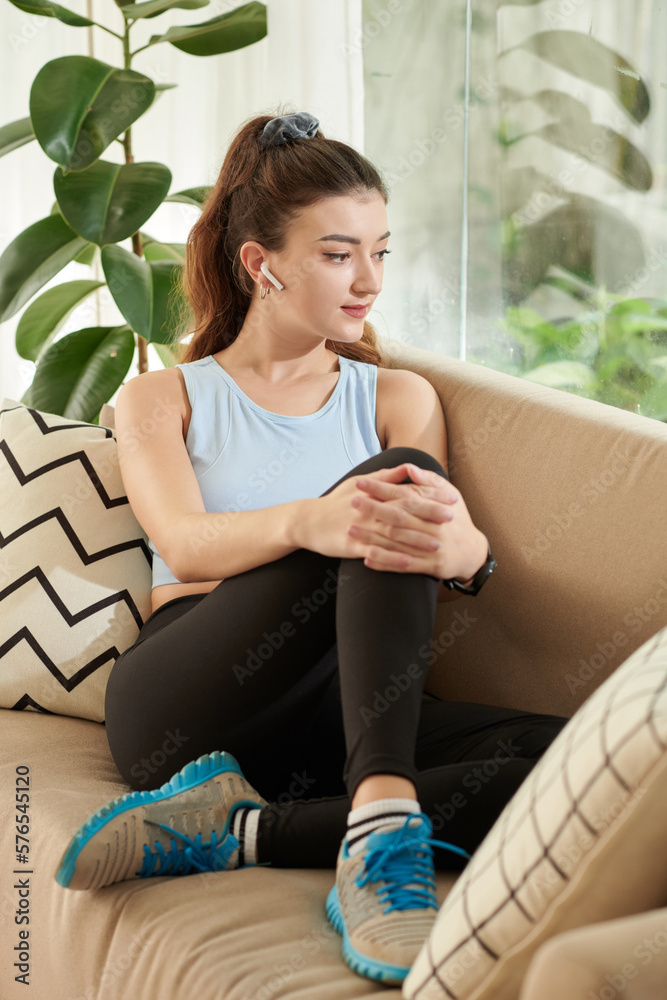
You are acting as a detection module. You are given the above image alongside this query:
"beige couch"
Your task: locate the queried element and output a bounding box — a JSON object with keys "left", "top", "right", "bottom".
{"left": 1, "top": 334, "right": 667, "bottom": 1000}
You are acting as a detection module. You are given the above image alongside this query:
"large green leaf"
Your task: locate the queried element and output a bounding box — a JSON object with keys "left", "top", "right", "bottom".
{"left": 122, "top": 0, "right": 209, "bottom": 19}
{"left": 53, "top": 159, "right": 172, "bottom": 245}
{"left": 164, "top": 185, "right": 212, "bottom": 206}
{"left": 500, "top": 306, "right": 585, "bottom": 368}
{"left": 30, "top": 326, "right": 135, "bottom": 420}
{"left": 540, "top": 272, "right": 599, "bottom": 305}
{"left": 638, "top": 381, "right": 667, "bottom": 421}
{"left": 0, "top": 214, "right": 89, "bottom": 322}
{"left": 645, "top": 357, "right": 667, "bottom": 380}
{"left": 500, "top": 165, "right": 546, "bottom": 218}
{"left": 142, "top": 241, "right": 187, "bottom": 262}
{"left": 100, "top": 244, "right": 190, "bottom": 344}
{"left": 0, "top": 117, "right": 35, "bottom": 158}
{"left": 7, "top": 0, "right": 93, "bottom": 27}
{"left": 30, "top": 57, "right": 155, "bottom": 171}
{"left": 512, "top": 31, "right": 650, "bottom": 124}
{"left": 16, "top": 279, "right": 105, "bottom": 362}
{"left": 153, "top": 342, "right": 180, "bottom": 367}
{"left": 146, "top": 0, "right": 267, "bottom": 56}
{"left": 499, "top": 89, "right": 652, "bottom": 191}
{"left": 49, "top": 200, "right": 97, "bottom": 266}
{"left": 531, "top": 121, "right": 652, "bottom": 191}
{"left": 605, "top": 301, "right": 667, "bottom": 341}
{"left": 500, "top": 87, "right": 591, "bottom": 132}
{"left": 503, "top": 195, "right": 645, "bottom": 305}
{"left": 610, "top": 297, "right": 667, "bottom": 316}
{"left": 622, "top": 340, "right": 667, "bottom": 381}
{"left": 521, "top": 360, "right": 597, "bottom": 390}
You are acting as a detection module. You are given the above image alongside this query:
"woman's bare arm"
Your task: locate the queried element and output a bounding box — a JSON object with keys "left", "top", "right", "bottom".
{"left": 114, "top": 369, "right": 313, "bottom": 583}
{"left": 173, "top": 502, "right": 312, "bottom": 583}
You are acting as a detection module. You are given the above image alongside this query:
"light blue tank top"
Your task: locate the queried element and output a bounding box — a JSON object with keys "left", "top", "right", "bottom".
{"left": 148, "top": 353, "right": 384, "bottom": 588}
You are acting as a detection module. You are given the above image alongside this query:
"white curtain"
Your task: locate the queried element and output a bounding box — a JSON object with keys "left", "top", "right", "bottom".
{"left": 0, "top": 0, "right": 365, "bottom": 403}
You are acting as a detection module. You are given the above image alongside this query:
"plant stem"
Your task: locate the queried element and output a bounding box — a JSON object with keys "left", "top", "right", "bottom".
{"left": 130, "top": 43, "right": 154, "bottom": 57}
{"left": 90, "top": 21, "right": 124, "bottom": 40}
{"left": 122, "top": 19, "right": 148, "bottom": 376}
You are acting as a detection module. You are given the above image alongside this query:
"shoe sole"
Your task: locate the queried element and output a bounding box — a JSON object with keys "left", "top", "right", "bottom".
{"left": 56, "top": 750, "right": 263, "bottom": 889}
{"left": 325, "top": 884, "right": 410, "bottom": 985}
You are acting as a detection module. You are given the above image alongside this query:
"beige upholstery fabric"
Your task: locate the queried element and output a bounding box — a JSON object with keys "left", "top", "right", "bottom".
{"left": 519, "top": 907, "right": 667, "bottom": 1000}
{"left": 0, "top": 710, "right": 459, "bottom": 999}
{"left": 1, "top": 336, "right": 666, "bottom": 999}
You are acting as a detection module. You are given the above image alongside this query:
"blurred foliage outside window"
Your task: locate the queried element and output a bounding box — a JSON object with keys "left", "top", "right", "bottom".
{"left": 363, "top": 0, "right": 667, "bottom": 421}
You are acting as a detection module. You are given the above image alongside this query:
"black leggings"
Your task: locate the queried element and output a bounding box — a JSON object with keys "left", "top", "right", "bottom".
{"left": 104, "top": 446, "right": 569, "bottom": 870}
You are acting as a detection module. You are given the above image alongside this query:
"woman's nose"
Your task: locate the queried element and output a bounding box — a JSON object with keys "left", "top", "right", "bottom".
{"left": 352, "top": 259, "right": 381, "bottom": 295}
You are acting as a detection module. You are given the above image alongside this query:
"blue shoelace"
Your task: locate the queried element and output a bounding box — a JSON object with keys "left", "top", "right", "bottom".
{"left": 137, "top": 822, "right": 240, "bottom": 877}
{"left": 354, "top": 814, "right": 471, "bottom": 914}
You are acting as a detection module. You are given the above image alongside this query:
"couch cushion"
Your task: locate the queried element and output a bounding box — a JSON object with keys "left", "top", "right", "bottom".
{"left": 0, "top": 398, "right": 152, "bottom": 722}
{"left": 403, "top": 624, "right": 667, "bottom": 1000}
{"left": 518, "top": 905, "right": 667, "bottom": 1000}
{"left": 0, "top": 709, "right": 460, "bottom": 999}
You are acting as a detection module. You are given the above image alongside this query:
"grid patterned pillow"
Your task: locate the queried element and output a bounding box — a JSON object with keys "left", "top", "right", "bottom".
{"left": 404, "top": 625, "right": 667, "bottom": 1000}
{"left": 0, "top": 398, "right": 152, "bottom": 723}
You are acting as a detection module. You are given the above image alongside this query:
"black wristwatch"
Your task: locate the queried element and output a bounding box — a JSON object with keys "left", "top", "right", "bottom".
{"left": 442, "top": 539, "right": 497, "bottom": 596}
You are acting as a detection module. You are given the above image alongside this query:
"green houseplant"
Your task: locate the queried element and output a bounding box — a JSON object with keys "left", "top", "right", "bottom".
{"left": 0, "top": 0, "right": 267, "bottom": 422}
{"left": 488, "top": 5, "right": 667, "bottom": 420}
{"left": 490, "top": 285, "right": 667, "bottom": 420}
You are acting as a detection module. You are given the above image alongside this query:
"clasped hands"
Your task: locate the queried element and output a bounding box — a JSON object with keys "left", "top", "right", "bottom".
{"left": 348, "top": 461, "right": 487, "bottom": 581}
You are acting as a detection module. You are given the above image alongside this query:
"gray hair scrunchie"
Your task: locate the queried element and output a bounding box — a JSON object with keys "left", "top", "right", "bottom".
{"left": 260, "top": 112, "right": 320, "bottom": 147}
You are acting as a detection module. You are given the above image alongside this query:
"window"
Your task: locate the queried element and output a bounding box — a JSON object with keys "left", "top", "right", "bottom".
{"left": 363, "top": 0, "right": 667, "bottom": 421}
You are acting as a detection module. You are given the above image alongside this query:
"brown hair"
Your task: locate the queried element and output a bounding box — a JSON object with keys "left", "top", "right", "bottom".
{"left": 173, "top": 106, "right": 390, "bottom": 368}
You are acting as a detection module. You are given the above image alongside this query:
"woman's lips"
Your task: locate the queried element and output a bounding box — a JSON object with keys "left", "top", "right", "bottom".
{"left": 341, "top": 305, "right": 369, "bottom": 318}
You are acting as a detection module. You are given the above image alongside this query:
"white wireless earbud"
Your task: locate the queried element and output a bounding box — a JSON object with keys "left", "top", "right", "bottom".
{"left": 260, "top": 260, "right": 284, "bottom": 291}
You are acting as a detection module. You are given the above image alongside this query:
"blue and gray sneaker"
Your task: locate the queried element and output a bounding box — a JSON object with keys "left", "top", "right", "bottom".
{"left": 56, "top": 750, "right": 267, "bottom": 890}
{"left": 325, "top": 812, "right": 470, "bottom": 985}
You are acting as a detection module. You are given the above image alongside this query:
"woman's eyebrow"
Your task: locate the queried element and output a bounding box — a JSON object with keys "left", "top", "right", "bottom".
{"left": 314, "top": 231, "right": 391, "bottom": 245}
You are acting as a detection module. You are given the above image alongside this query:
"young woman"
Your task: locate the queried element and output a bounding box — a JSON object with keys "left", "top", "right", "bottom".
{"left": 55, "top": 110, "right": 568, "bottom": 986}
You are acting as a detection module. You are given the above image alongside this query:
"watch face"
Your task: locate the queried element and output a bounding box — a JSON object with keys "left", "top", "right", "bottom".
{"left": 479, "top": 556, "right": 497, "bottom": 585}
{"left": 469, "top": 554, "right": 496, "bottom": 594}
{"left": 446, "top": 550, "right": 496, "bottom": 594}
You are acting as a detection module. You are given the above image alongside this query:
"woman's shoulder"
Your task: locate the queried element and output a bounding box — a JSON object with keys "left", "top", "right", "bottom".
{"left": 376, "top": 365, "right": 440, "bottom": 417}
{"left": 376, "top": 366, "right": 434, "bottom": 396}
{"left": 120, "top": 363, "right": 185, "bottom": 396}
{"left": 116, "top": 364, "right": 190, "bottom": 426}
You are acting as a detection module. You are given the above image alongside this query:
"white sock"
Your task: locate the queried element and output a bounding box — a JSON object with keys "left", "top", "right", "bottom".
{"left": 345, "top": 797, "right": 421, "bottom": 856}
{"left": 230, "top": 806, "right": 261, "bottom": 867}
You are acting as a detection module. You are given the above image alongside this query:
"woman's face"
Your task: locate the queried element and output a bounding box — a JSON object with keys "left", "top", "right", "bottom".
{"left": 267, "top": 191, "right": 390, "bottom": 346}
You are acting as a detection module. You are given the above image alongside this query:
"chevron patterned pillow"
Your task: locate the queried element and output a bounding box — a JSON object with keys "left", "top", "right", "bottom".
{"left": 0, "top": 398, "right": 152, "bottom": 722}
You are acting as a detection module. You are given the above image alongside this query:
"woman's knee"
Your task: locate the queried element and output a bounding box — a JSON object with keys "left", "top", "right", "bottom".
{"left": 320, "top": 446, "right": 448, "bottom": 497}
{"left": 367, "top": 446, "right": 449, "bottom": 480}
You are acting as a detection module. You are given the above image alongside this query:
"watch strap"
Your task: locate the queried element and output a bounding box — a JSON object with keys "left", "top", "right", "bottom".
{"left": 443, "top": 540, "right": 497, "bottom": 595}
